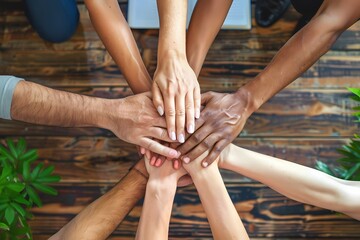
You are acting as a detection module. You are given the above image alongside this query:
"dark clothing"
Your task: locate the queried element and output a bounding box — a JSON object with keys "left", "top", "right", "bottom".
{"left": 291, "top": 0, "right": 324, "bottom": 21}
{"left": 23, "top": 0, "right": 79, "bottom": 43}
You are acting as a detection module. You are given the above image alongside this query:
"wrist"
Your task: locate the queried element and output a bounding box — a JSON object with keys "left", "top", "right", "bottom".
{"left": 218, "top": 144, "right": 234, "bottom": 170}
{"left": 147, "top": 176, "right": 177, "bottom": 195}
{"left": 235, "top": 85, "right": 259, "bottom": 118}
{"left": 94, "top": 98, "right": 120, "bottom": 130}
{"left": 187, "top": 164, "right": 218, "bottom": 183}
{"left": 158, "top": 49, "right": 187, "bottom": 63}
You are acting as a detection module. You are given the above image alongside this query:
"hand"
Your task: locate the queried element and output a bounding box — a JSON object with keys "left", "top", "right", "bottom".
{"left": 152, "top": 56, "right": 201, "bottom": 143}
{"left": 177, "top": 89, "right": 253, "bottom": 167}
{"left": 106, "top": 92, "right": 179, "bottom": 159}
{"left": 144, "top": 156, "right": 187, "bottom": 181}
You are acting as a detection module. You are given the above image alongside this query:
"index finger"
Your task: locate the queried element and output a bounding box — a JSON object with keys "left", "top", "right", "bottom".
{"left": 140, "top": 138, "right": 179, "bottom": 159}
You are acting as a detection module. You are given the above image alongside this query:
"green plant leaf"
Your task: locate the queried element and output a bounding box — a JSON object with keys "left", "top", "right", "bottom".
{"left": 36, "top": 175, "right": 61, "bottom": 183}
{"left": 6, "top": 139, "right": 18, "bottom": 160}
{"left": 0, "top": 222, "right": 9, "bottom": 231}
{"left": 0, "top": 146, "right": 15, "bottom": 164}
{"left": 19, "top": 149, "right": 38, "bottom": 163}
{"left": 5, "top": 183, "right": 25, "bottom": 193}
{"left": 0, "top": 165, "right": 12, "bottom": 181}
{"left": 16, "top": 138, "right": 26, "bottom": 156}
{"left": 315, "top": 161, "right": 335, "bottom": 176}
{"left": 38, "top": 166, "right": 55, "bottom": 178}
{"left": 13, "top": 195, "right": 30, "bottom": 206}
{"left": 32, "top": 183, "right": 57, "bottom": 196}
{"left": 22, "top": 161, "right": 30, "bottom": 181}
{"left": 350, "top": 95, "right": 360, "bottom": 102}
{"left": 25, "top": 186, "right": 42, "bottom": 207}
{"left": 348, "top": 87, "right": 360, "bottom": 98}
{"left": 9, "top": 203, "right": 26, "bottom": 217}
{"left": 344, "top": 163, "right": 360, "bottom": 180}
{"left": 30, "top": 163, "right": 43, "bottom": 181}
{"left": 5, "top": 206, "right": 15, "bottom": 225}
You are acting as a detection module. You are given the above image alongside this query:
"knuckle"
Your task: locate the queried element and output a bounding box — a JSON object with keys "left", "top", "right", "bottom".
{"left": 160, "top": 129, "right": 168, "bottom": 139}
{"left": 214, "top": 145, "right": 223, "bottom": 153}
{"left": 176, "top": 109, "right": 186, "bottom": 116}
{"left": 146, "top": 141, "right": 155, "bottom": 151}
{"left": 185, "top": 103, "right": 193, "bottom": 111}
{"left": 166, "top": 108, "right": 176, "bottom": 117}
{"left": 202, "top": 139, "right": 212, "bottom": 148}
{"left": 192, "top": 133, "right": 202, "bottom": 143}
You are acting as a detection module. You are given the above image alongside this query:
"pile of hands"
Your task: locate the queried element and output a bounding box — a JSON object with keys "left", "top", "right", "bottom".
{"left": 106, "top": 55, "right": 253, "bottom": 173}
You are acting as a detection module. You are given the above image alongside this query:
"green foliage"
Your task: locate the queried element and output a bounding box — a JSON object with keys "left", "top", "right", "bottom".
{"left": 0, "top": 138, "right": 61, "bottom": 239}
{"left": 316, "top": 88, "right": 360, "bottom": 181}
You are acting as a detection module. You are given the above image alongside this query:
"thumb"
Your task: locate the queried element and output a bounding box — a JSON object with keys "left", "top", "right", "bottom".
{"left": 201, "top": 91, "right": 214, "bottom": 105}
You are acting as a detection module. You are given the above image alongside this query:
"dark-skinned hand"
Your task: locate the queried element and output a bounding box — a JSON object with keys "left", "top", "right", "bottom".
{"left": 177, "top": 90, "right": 253, "bottom": 167}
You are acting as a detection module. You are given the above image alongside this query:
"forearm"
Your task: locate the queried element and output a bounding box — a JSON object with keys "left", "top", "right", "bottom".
{"left": 186, "top": 0, "right": 232, "bottom": 76}
{"left": 157, "top": 0, "right": 187, "bottom": 59}
{"left": 222, "top": 144, "right": 360, "bottom": 217}
{"left": 11, "top": 81, "right": 112, "bottom": 128}
{"left": 190, "top": 165, "right": 248, "bottom": 240}
{"left": 85, "top": 0, "right": 151, "bottom": 94}
{"left": 136, "top": 177, "right": 177, "bottom": 240}
{"left": 51, "top": 168, "right": 147, "bottom": 240}
{"left": 241, "top": 1, "right": 360, "bottom": 111}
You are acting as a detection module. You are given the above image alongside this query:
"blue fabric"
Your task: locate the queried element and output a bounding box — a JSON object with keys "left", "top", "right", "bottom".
{"left": 24, "top": 0, "right": 79, "bottom": 43}
{"left": 0, "top": 76, "right": 24, "bottom": 120}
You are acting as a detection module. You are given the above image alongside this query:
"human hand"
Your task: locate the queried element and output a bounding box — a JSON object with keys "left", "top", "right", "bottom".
{"left": 177, "top": 89, "right": 254, "bottom": 167}
{"left": 106, "top": 92, "right": 179, "bottom": 159}
{"left": 144, "top": 155, "right": 187, "bottom": 181}
{"left": 152, "top": 56, "right": 201, "bottom": 143}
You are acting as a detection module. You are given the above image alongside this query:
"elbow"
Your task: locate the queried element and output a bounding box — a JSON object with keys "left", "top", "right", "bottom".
{"left": 312, "top": 11, "right": 351, "bottom": 45}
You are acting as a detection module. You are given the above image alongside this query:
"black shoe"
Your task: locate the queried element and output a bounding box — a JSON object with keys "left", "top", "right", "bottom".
{"left": 255, "top": 0, "right": 291, "bottom": 27}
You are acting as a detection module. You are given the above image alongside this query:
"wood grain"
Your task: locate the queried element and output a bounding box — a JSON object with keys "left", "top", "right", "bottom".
{"left": 1, "top": 0, "right": 360, "bottom": 239}
{"left": 28, "top": 182, "right": 360, "bottom": 238}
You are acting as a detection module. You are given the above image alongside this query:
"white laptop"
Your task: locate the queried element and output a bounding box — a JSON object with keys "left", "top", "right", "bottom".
{"left": 128, "top": 0, "right": 251, "bottom": 30}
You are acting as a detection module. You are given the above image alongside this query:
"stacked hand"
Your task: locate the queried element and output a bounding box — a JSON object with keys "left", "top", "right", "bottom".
{"left": 142, "top": 88, "right": 253, "bottom": 169}
{"left": 106, "top": 92, "right": 180, "bottom": 159}
{"left": 152, "top": 56, "right": 201, "bottom": 143}
{"left": 177, "top": 90, "right": 252, "bottom": 167}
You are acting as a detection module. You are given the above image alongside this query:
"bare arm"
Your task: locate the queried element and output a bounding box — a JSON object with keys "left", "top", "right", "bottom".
{"left": 50, "top": 161, "right": 148, "bottom": 240}
{"left": 179, "top": 0, "right": 360, "bottom": 167}
{"left": 243, "top": 0, "right": 360, "bottom": 109}
{"left": 11, "top": 80, "right": 179, "bottom": 158}
{"left": 186, "top": 0, "right": 233, "bottom": 76}
{"left": 184, "top": 153, "right": 249, "bottom": 239}
{"left": 152, "top": 0, "right": 201, "bottom": 142}
{"left": 84, "top": 0, "right": 152, "bottom": 94}
{"left": 136, "top": 157, "right": 186, "bottom": 239}
{"left": 219, "top": 144, "right": 360, "bottom": 220}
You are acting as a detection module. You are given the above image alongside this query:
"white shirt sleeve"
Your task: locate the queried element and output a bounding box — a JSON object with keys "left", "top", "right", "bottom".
{"left": 0, "top": 75, "right": 24, "bottom": 120}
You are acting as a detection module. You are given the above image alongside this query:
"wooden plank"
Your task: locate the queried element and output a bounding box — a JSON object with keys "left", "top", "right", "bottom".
{"left": 0, "top": 89, "right": 357, "bottom": 137}
{"left": 2, "top": 49, "right": 359, "bottom": 90}
{"left": 0, "top": 136, "right": 347, "bottom": 182}
{"left": 28, "top": 182, "right": 360, "bottom": 239}
{"left": 2, "top": 4, "right": 359, "bottom": 52}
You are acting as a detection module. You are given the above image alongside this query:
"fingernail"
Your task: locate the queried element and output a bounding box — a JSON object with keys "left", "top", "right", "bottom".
{"left": 188, "top": 124, "right": 194, "bottom": 134}
{"left": 150, "top": 157, "right": 156, "bottom": 165}
{"left": 169, "top": 149, "right": 178, "bottom": 157}
{"left": 178, "top": 134, "right": 185, "bottom": 143}
{"left": 202, "top": 162, "right": 208, "bottom": 168}
{"left": 174, "top": 160, "right": 179, "bottom": 169}
{"left": 195, "top": 109, "right": 200, "bottom": 119}
{"left": 157, "top": 106, "right": 164, "bottom": 116}
{"left": 183, "top": 157, "right": 190, "bottom": 164}
{"left": 155, "top": 159, "right": 162, "bottom": 167}
{"left": 170, "top": 131, "right": 176, "bottom": 141}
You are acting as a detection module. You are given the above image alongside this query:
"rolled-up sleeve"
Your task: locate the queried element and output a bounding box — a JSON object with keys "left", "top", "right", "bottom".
{"left": 0, "top": 76, "right": 24, "bottom": 120}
